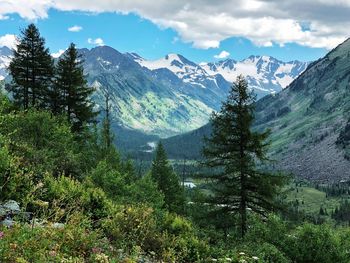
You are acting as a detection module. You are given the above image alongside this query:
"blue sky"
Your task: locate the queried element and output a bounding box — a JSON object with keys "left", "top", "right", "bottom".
{"left": 0, "top": 6, "right": 338, "bottom": 63}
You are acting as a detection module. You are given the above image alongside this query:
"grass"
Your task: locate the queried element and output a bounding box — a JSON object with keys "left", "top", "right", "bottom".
{"left": 286, "top": 185, "right": 341, "bottom": 216}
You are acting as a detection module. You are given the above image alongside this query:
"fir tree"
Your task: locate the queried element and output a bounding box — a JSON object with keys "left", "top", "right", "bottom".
{"left": 203, "top": 75, "right": 286, "bottom": 237}
{"left": 54, "top": 43, "right": 96, "bottom": 133}
{"left": 8, "top": 24, "right": 54, "bottom": 109}
{"left": 150, "top": 142, "right": 185, "bottom": 213}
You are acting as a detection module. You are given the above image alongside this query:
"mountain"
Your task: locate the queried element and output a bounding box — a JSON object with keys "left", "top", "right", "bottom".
{"left": 0, "top": 46, "right": 12, "bottom": 81}
{"left": 134, "top": 53, "right": 308, "bottom": 98}
{"left": 201, "top": 56, "right": 308, "bottom": 96}
{"left": 163, "top": 39, "right": 350, "bottom": 181}
{"left": 82, "top": 46, "right": 229, "bottom": 138}
{"left": 0, "top": 45, "right": 307, "bottom": 152}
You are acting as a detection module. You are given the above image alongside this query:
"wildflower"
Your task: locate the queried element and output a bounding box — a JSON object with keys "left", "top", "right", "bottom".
{"left": 239, "top": 252, "right": 245, "bottom": 256}
{"left": 92, "top": 247, "right": 102, "bottom": 254}
{"left": 252, "top": 256, "right": 259, "bottom": 260}
{"left": 0, "top": 231, "right": 4, "bottom": 239}
{"left": 49, "top": 250, "right": 57, "bottom": 257}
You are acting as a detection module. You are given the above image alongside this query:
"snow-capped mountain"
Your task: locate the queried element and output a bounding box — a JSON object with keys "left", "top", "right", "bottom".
{"left": 0, "top": 45, "right": 308, "bottom": 139}
{"left": 133, "top": 53, "right": 308, "bottom": 97}
{"left": 83, "top": 46, "right": 229, "bottom": 138}
{"left": 201, "top": 56, "right": 308, "bottom": 94}
{"left": 129, "top": 53, "right": 217, "bottom": 89}
{"left": 0, "top": 46, "right": 12, "bottom": 81}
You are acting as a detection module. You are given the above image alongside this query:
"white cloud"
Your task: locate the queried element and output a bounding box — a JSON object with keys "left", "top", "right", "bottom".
{"left": 68, "top": 25, "right": 82, "bottom": 32}
{"left": 214, "top": 50, "right": 230, "bottom": 59}
{"left": 88, "top": 37, "right": 104, "bottom": 46}
{"left": 51, "top": 49, "right": 65, "bottom": 58}
{"left": 0, "top": 34, "right": 17, "bottom": 49}
{"left": 1, "top": 0, "right": 350, "bottom": 49}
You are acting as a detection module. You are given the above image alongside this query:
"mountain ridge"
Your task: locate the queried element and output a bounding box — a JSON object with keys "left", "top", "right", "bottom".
{"left": 163, "top": 38, "right": 350, "bottom": 181}
{"left": 0, "top": 45, "right": 308, "bottom": 140}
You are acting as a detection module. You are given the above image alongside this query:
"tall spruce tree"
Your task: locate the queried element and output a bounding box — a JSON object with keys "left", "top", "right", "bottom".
{"left": 54, "top": 43, "right": 96, "bottom": 133}
{"left": 8, "top": 24, "right": 54, "bottom": 109}
{"left": 150, "top": 142, "right": 185, "bottom": 213}
{"left": 203, "top": 75, "right": 285, "bottom": 237}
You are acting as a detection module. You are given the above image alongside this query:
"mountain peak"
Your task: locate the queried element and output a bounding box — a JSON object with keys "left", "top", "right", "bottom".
{"left": 0, "top": 46, "right": 12, "bottom": 57}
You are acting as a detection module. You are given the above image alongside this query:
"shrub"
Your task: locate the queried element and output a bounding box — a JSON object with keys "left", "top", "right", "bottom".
{"left": 0, "top": 213, "right": 115, "bottom": 262}
{"left": 284, "top": 224, "right": 346, "bottom": 263}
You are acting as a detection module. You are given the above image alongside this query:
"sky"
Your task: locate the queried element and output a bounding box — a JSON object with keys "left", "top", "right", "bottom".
{"left": 1, "top": 1, "right": 349, "bottom": 63}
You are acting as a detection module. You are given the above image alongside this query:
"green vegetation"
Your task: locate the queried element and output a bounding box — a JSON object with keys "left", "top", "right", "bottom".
{"left": 2, "top": 24, "right": 350, "bottom": 263}
{"left": 202, "top": 75, "right": 286, "bottom": 237}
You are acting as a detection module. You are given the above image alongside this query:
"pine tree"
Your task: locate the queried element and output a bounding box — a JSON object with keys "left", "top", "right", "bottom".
{"left": 150, "top": 142, "right": 185, "bottom": 213}
{"left": 8, "top": 24, "right": 54, "bottom": 109}
{"left": 54, "top": 43, "right": 96, "bottom": 133}
{"left": 203, "top": 75, "right": 286, "bottom": 237}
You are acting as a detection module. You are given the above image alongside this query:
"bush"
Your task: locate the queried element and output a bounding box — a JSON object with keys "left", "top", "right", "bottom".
{"left": 0, "top": 213, "right": 116, "bottom": 262}
{"left": 0, "top": 110, "right": 80, "bottom": 179}
{"left": 284, "top": 224, "right": 346, "bottom": 263}
{"left": 37, "top": 174, "right": 111, "bottom": 222}
{"left": 256, "top": 243, "right": 291, "bottom": 263}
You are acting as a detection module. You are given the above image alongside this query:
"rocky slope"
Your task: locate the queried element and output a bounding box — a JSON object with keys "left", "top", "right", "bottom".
{"left": 163, "top": 39, "right": 350, "bottom": 181}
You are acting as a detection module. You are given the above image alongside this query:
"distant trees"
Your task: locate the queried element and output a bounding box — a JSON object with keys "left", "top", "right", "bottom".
{"left": 8, "top": 24, "right": 54, "bottom": 109}
{"left": 203, "top": 75, "right": 286, "bottom": 237}
{"left": 151, "top": 142, "right": 185, "bottom": 213}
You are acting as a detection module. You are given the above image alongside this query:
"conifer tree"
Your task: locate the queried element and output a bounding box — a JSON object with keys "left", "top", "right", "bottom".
{"left": 151, "top": 142, "right": 185, "bottom": 213}
{"left": 203, "top": 75, "right": 285, "bottom": 237}
{"left": 98, "top": 93, "right": 121, "bottom": 169}
{"left": 54, "top": 43, "right": 96, "bottom": 133}
{"left": 8, "top": 24, "right": 54, "bottom": 109}
{"left": 101, "top": 93, "right": 113, "bottom": 151}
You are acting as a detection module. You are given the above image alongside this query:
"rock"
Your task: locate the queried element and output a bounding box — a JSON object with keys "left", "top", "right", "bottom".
{"left": 52, "top": 223, "right": 65, "bottom": 229}
{"left": 1, "top": 218, "right": 15, "bottom": 227}
{"left": 2, "top": 200, "right": 20, "bottom": 214}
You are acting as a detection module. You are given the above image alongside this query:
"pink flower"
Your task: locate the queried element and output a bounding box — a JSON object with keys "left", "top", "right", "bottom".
{"left": 49, "top": 250, "right": 57, "bottom": 257}
{"left": 0, "top": 232, "right": 4, "bottom": 239}
{"left": 92, "top": 247, "right": 102, "bottom": 254}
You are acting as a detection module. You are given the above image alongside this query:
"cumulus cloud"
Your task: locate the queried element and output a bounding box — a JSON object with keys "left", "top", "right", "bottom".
{"left": 68, "top": 25, "right": 82, "bottom": 32}
{"left": 0, "top": 0, "right": 349, "bottom": 49}
{"left": 214, "top": 50, "right": 230, "bottom": 59}
{"left": 51, "top": 49, "right": 66, "bottom": 58}
{"left": 0, "top": 34, "right": 17, "bottom": 49}
{"left": 88, "top": 37, "right": 104, "bottom": 46}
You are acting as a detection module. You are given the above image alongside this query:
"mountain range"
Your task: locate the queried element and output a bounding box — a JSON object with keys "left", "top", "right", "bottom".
{"left": 163, "top": 39, "right": 350, "bottom": 181}
{"left": 0, "top": 46, "right": 308, "bottom": 139}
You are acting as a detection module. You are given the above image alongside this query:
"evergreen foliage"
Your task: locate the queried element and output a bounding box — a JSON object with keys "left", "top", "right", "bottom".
{"left": 150, "top": 142, "right": 185, "bottom": 213}
{"left": 203, "top": 75, "right": 286, "bottom": 237}
{"left": 7, "top": 24, "right": 54, "bottom": 109}
{"left": 54, "top": 43, "right": 96, "bottom": 133}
